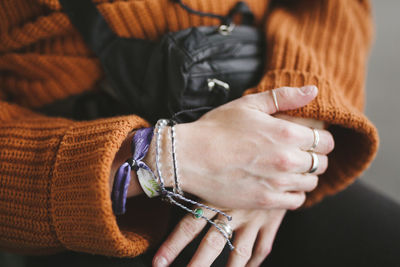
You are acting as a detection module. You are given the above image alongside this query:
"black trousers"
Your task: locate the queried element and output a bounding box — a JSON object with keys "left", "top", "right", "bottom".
{"left": 2, "top": 180, "right": 400, "bottom": 267}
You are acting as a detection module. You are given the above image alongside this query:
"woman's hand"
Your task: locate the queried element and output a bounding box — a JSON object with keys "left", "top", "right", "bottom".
{"left": 159, "top": 86, "right": 334, "bottom": 210}
{"left": 153, "top": 112, "right": 332, "bottom": 267}
{"left": 153, "top": 208, "right": 286, "bottom": 267}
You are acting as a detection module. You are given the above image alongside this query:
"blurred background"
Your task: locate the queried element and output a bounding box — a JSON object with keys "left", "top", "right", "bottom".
{"left": 362, "top": 0, "right": 400, "bottom": 203}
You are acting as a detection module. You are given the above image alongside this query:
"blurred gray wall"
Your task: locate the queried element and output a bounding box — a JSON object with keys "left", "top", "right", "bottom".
{"left": 362, "top": 0, "right": 400, "bottom": 203}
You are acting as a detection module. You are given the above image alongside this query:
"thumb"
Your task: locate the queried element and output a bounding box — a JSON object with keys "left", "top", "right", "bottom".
{"left": 241, "top": 85, "right": 318, "bottom": 114}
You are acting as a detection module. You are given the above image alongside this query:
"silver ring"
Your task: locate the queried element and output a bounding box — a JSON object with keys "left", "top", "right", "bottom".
{"left": 309, "top": 128, "right": 320, "bottom": 152}
{"left": 271, "top": 89, "right": 280, "bottom": 112}
{"left": 213, "top": 219, "right": 233, "bottom": 239}
{"left": 307, "top": 151, "right": 319, "bottom": 174}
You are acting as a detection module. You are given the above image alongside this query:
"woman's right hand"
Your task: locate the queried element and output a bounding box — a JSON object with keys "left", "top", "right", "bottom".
{"left": 144, "top": 85, "right": 335, "bottom": 210}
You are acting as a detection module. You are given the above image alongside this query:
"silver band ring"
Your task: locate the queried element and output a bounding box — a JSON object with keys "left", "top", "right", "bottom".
{"left": 307, "top": 151, "right": 319, "bottom": 174}
{"left": 271, "top": 89, "right": 280, "bottom": 112}
{"left": 309, "top": 128, "right": 320, "bottom": 152}
{"left": 213, "top": 219, "right": 233, "bottom": 239}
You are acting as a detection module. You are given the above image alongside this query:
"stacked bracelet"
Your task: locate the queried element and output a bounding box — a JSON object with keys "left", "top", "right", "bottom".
{"left": 154, "top": 119, "right": 235, "bottom": 250}
{"left": 170, "top": 123, "right": 184, "bottom": 195}
{"left": 111, "top": 119, "right": 235, "bottom": 249}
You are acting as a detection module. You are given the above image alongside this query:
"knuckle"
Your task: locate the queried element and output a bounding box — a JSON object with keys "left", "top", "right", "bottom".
{"left": 240, "top": 94, "right": 253, "bottom": 103}
{"left": 256, "top": 191, "right": 273, "bottom": 208}
{"left": 276, "top": 123, "right": 296, "bottom": 142}
{"left": 311, "top": 176, "right": 319, "bottom": 190}
{"left": 273, "top": 151, "right": 294, "bottom": 172}
{"left": 278, "top": 86, "right": 291, "bottom": 98}
{"left": 255, "top": 243, "right": 272, "bottom": 258}
{"left": 161, "top": 243, "right": 180, "bottom": 262}
{"left": 288, "top": 203, "right": 299, "bottom": 211}
{"left": 179, "top": 219, "right": 201, "bottom": 237}
{"left": 319, "top": 156, "right": 329, "bottom": 174}
{"left": 289, "top": 193, "right": 306, "bottom": 210}
{"left": 204, "top": 231, "right": 226, "bottom": 250}
{"left": 238, "top": 94, "right": 257, "bottom": 109}
{"left": 299, "top": 193, "right": 307, "bottom": 205}
{"left": 235, "top": 97, "right": 247, "bottom": 108}
{"left": 326, "top": 133, "right": 335, "bottom": 153}
{"left": 234, "top": 245, "right": 253, "bottom": 260}
{"left": 306, "top": 176, "right": 319, "bottom": 192}
{"left": 272, "top": 177, "right": 289, "bottom": 190}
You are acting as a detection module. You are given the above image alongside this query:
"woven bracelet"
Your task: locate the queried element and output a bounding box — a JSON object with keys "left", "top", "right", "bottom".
{"left": 111, "top": 127, "right": 159, "bottom": 215}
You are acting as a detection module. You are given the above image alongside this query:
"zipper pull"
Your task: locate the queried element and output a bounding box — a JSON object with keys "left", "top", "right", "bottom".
{"left": 207, "top": 78, "right": 230, "bottom": 92}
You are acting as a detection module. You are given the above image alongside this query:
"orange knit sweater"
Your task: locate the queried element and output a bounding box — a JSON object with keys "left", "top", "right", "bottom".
{"left": 0, "top": 0, "right": 378, "bottom": 258}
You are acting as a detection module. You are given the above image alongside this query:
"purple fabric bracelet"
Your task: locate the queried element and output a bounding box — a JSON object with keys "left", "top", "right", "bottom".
{"left": 111, "top": 127, "right": 154, "bottom": 215}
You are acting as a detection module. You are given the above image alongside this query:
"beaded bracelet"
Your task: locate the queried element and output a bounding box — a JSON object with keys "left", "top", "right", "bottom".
{"left": 154, "top": 119, "right": 235, "bottom": 250}
{"left": 170, "top": 122, "right": 184, "bottom": 195}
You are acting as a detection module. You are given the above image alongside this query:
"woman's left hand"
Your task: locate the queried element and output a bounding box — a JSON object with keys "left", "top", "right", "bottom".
{"left": 153, "top": 208, "right": 286, "bottom": 267}
{"left": 153, "top": 115, "right": 329, "bottom": 267}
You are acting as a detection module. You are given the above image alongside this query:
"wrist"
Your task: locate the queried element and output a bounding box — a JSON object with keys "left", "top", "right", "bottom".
{"left": 172, "top": 122, "right": 197, "bottom": 195}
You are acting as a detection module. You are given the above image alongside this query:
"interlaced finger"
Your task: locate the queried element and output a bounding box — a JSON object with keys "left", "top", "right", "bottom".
{"left": 153, "top": 208, "right": 217, "bottom": 267}
{"left": 226, "top": 225, "right": 259, "bottom": 267}
{"left": 269, "top": 173, "right": 319, "bottom": 193}
{"left": 253, "top": 190, "right": 306, "bottom": 210}
{"left": 188, "top": 216, "right": 239, "bottom": 267}
{"left": 247, "top": 210, "right": 286, "bottom": 267}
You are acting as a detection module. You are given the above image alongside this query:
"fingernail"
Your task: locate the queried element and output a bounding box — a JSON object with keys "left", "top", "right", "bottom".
{"left": 154, "top": 256, "right": 168, "bottom": 267}
{"left": 299, "top": 85, "right": 317, "bottom": 95}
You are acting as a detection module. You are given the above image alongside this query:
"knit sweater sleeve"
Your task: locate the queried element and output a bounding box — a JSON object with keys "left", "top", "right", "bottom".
{"left": 0, "top": 100, "right": 170, "bottom": 257}
{"left": 244, "top": 0, "right": 379, "bottom": 206}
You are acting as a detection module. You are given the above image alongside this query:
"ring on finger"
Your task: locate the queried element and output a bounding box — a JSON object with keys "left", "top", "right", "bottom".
{"left": 306, "top": 151, "right": 319, "bottom": 174}
{"left": 308, "top": 127, "right": 320, "bottom": 152}
{"left": 271, "top": 89, "right": 280, "bottom": 112}
{"left": 213, "top": 219, "right": 233, "bottom": 239}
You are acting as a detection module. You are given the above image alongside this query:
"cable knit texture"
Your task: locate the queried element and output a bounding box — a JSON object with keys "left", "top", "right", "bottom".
{"left": 0, "top": 0, "right": 378, "bottom": 258}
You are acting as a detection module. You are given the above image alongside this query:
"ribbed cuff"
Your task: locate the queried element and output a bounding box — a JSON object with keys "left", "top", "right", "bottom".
{"left": 244, "top": 70, "right": 379, "bottom": 206}
{"left": 50, "top": 115, "right": 170, "bottom": 257}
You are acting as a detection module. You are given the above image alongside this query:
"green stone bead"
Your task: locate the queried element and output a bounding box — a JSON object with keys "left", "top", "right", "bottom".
{"left": 194, "top": 208, "right": 203, "bottom": 219}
